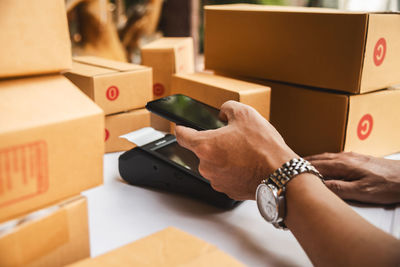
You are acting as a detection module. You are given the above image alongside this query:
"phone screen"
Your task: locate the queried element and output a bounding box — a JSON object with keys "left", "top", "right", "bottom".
{"left": 155, "top": 142, "right": 200, "bottom": 175}
{"left": 147, "top": 94, "right": 226, "bottom": 130}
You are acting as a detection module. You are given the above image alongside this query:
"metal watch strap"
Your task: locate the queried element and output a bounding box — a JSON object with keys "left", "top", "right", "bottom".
{"left": 262, "top": 158, "right": 324, "bottom": 229}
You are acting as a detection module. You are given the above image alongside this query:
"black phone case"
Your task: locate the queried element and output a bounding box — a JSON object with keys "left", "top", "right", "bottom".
{"left": 145, "top": 94, "right": 222, "bottom": 131}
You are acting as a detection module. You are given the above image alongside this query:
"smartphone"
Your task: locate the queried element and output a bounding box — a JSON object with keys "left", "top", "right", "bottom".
{"left": 145, "top": 94, "right": 227, "bottom": 130}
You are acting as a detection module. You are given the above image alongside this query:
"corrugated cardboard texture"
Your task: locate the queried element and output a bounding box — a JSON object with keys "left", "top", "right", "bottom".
{"left": 268, "top": 80, "right": 400, "bottom": 156}
{"left": 69, "top": 227, "right": 244, "bottom": 267}
{"left": 0, "top": 195, "right": 90, "bottom": 267}
{"left": 105, "top": 109, "right": 151, "bottom": 153}
{"left": 0, "top": 0, "right": 71, "bottom": 78}
{"left": 142, "top": 38, "right": 195, "bottom": 132}
{"left": 171, "top": 73, "right": 270, "bottom": 120}
{"left": 205, "top": 4, "right": 400, "bottom": 94}
{"left": 0, "top": 75, "right": 104, "bottom": 222}
{"left": 64, "top": 56, "right": 152, "bottom": 115}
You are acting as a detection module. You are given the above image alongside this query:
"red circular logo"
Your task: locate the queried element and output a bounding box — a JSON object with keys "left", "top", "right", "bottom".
{"left": 106, "top": 86, "right": 119, "bottom": 101}
{"left": 153, "top": 83, "right": 165, "bottom": 97}
{"left": 373, "top": 38, "right": 386, "bottom": 66}
{"left": 105, "top": 129, "right": 110, "bottom": 141}
{"left": 357, "top": 114, "right": 373, "bottom": 141}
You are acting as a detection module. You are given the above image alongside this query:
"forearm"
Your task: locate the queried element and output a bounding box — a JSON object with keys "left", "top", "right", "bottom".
{"left": 285, "top": 173, "right": 400, "bottom": 267}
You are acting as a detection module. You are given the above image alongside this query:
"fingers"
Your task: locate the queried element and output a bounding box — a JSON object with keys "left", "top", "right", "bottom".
{"left": 175, "top": 125, "right": 202, "bottom": 152}
{"left": 305, "top": 152, "right": 339, "bottom": 161}
{"left": 219, "top": 100, "right": 242, "bottom": 122}
{"left": 310, "top": 159, "right": 355, "bottom": 180}
{"left": 325, "top": 180, "right": 363, "bottom": 202}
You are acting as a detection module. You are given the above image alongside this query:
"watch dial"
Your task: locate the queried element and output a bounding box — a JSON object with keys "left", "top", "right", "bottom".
{"left": 256, "top": 184, "right": 278, "bottom": 222}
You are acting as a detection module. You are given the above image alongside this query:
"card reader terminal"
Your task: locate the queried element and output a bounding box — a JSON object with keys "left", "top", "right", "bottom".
{"left": 119, "top": 134, "right": 240, "bottom": 209}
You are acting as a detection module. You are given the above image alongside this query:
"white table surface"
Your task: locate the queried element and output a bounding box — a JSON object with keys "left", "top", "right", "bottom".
{"left": 82, "top": 152, "right": 400, "bottom": 267}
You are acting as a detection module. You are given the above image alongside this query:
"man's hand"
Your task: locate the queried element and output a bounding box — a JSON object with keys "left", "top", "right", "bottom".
{"left": 175, "top": 101, "right": 297, "bottom": 200}
{"left": 306, "top": 152, "right": 400, "bottom": 204}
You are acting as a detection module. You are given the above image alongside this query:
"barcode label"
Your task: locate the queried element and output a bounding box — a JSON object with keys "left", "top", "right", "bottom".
{"left": 0, "top": 141, "right": 48, "bottom": 207}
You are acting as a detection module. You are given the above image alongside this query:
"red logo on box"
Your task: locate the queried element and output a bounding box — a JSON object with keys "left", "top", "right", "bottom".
{"left": 105, "top": 129, "right": 110, "bottom": 142}
{"left": 0, "top": 141, "right": 48, "bottom": 207}
{"left": 106, "top": 86, "right": 119, "bottom": 101}
{"left": 153, "top": 83, "right": 165, "bottom": 97}
{"left": 373, "top": 38, "right": 386, "bottom": 66}
{"left": 357, "top": 114, "right": 373, "bottom": 140}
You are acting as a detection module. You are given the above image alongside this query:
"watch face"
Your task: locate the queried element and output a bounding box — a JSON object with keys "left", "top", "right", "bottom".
{"left": 256, "top": 184, "right": 279, "bottom": 223}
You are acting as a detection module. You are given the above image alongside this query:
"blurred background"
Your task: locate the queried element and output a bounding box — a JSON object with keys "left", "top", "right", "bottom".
{"left": 66, "top": 0, "right": 400, "bottom": 68}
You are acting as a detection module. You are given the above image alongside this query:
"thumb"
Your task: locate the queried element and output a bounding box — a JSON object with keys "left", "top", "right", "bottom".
{"left": 325, "top": 180, "right": 361, "bottom": 201}
{"left": 175, "top": 125, "right": 201, "bottom": 151}
{"left": 219, "top": 100, "right": 240, "bottom": 123}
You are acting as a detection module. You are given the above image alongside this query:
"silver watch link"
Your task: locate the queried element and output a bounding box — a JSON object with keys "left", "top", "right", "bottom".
{"left": 256, "top": 158, "right": 324, "bottom": 229}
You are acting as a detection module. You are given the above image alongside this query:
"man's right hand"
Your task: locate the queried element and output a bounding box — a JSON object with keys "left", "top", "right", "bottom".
{"left": 306, "top": 152, "right": 400, "bottom": 204}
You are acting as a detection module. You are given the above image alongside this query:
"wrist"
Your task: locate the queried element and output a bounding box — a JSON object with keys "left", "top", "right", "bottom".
{"left": 263, "top": 145, "right": 298, "bottom": 175}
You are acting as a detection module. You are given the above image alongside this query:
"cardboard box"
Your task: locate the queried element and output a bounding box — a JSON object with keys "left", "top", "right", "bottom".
{"left": 267, "top": 80, "right": 400, "bottom": 157}
{"left": 0, "top": 195, "right": 89, "bottom": 267}
{"left": 64, "top": 56, "right": 152, "bottom": 115}
{"left": 205, "top": 4, "right": 400, "bottom": 94}
{"left": 105, "top": 109, "right": 151, "bottom": 153}
{"left": 141, "top": 37, "right": 195, "bottom": 99}
{"left": 141, "top": 38, "right": 195, "bottom": 132}
{"left": 0, "top": 0, "right": 71, "bottom": 79}
{"left": 171, "top": 73, "right": 271, "bottom": 120}
{"left": 69, "top": 227, "right": 244, "bottom": 267}
{"left": 0, "top": 75, "right": 104, "bottom": 222}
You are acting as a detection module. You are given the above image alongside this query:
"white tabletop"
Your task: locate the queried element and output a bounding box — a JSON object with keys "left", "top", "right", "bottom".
{"left": 82, "top": 152, "right": 400, "bottom": 267}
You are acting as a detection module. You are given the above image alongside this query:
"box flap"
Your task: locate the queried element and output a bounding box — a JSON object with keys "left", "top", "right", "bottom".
{"left": 0, "top": 75, "right": 103, "bottom": 135}
{"left": 345, "top": 88, "right": 400, "bottom": 156}
{"left": 66, "top": 61, "right": 114, "bottom": 77}
{"left": 142, "top": 37, "right": 192, "bottom": 50}
{"left": 69, "top": 227, "right": 243, "bottom": 266}
{"left": 73, "top": 56, "right": 147, "bottom": 72}
{"left": 175, "top": 73, "right": 269, "bottom": 94}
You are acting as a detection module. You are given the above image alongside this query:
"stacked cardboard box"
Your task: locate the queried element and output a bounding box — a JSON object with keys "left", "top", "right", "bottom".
{"left": 141, "top": 37, "right": 195, "bottom": 131}
{"left": 68, "top": 227, "right": 244, "bottom": 266}
{"left": 64, "top": 56, "right": 152, "bottom": 153}
{"left": 0, "top": 0, "right": 103, "bottom": 265}
{"left": 204, "top": 4, "right": 400, "bottom": 157}
{"left": 141, "top": 37, "right": 271, "bottom": 133}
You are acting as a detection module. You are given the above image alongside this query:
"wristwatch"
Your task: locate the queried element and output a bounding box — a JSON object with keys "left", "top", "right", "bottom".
{"left": 256, "top": 158, "right": 324, "bottom": 229}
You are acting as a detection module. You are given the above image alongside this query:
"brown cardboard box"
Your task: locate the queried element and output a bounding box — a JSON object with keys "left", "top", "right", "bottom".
{"left": 141, "top": 38, "right": 195, "bottom": 132}
{"left": 69, "top": 227, "right": 244, "bottom": 267}
{"left": 205, "top": 4, "right": 400, "bottom": 94}
{"left": 267, "top": 80, "right": 400, "bottom": 157}
{"left": 171, "top": 73, "right": 271, "bottom": 120}
{"left": 141, "top": 37, "right": 195, "bottom": 99}
{"left": 64, "top": 56, "right": 152, "bottom": 115}
{"left": 0, "top": 195, "right": 89, "bottom": 267}
{"left": 0, "top": 75, "right": 104, "bottom": 222}
{"left": 0, "top": 0, "right": 71, "bottom": 79}
{"left": 105, "top": 109, "right": 151, "bottom": 153}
